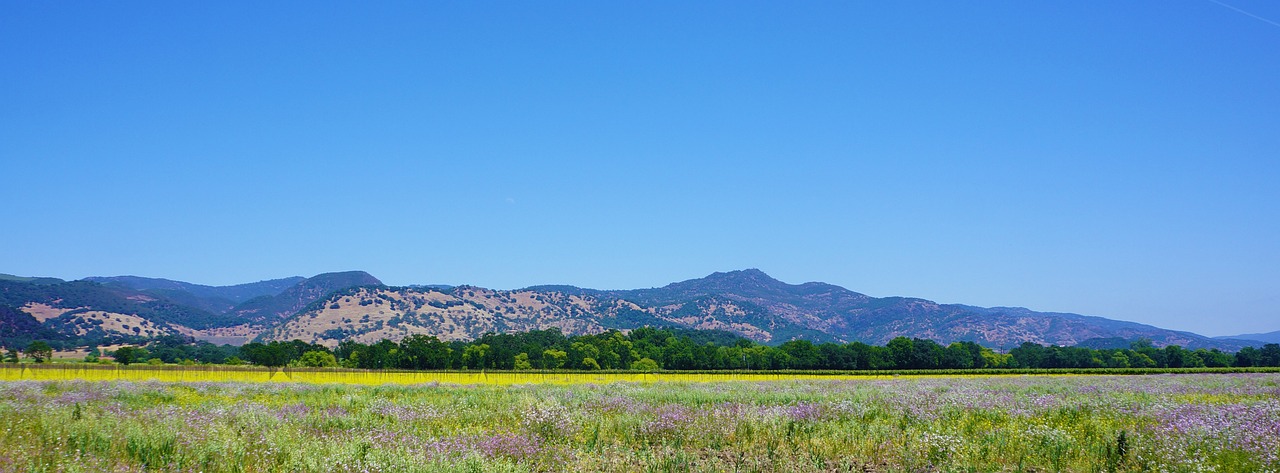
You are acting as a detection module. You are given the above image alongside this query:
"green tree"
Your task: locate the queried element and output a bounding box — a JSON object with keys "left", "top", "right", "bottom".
{"left": 1195, "top": 348, "right": 1233, "bottom": 368}
{"left": 818, "top": 343, "right": 853, "bottom": 370}
{"left": 1128, "top": 350, "right": 1157, "bottom": 368}
{"left": 1107, "top": 351, "right": 1130, "bottom": 368}
{"left": 886, "top": 337, "right": 914, "bottom": 369}
{"left": 1235, "top": 346, "right": 1261, "bottom": 367}
{"left": 979, "top": 346, "right": 1010, "bottom": 368}
{"left": 1130, "top": 340, "right": 1162, "bottom": 367}
{"left": 849, "top": 342, "right": 880, "bottom": 370}
{"left": 570, "top": 341, "right": 601, "bottom": 369}
{"left": 399, "top": 335, "right": 452, "bottom": 370}
{"left": 240, "top": 342, "right": 291, "bottom": 367}
{"left": 4, "top": 348, "right": 21, "bottom": 363}
{"left": 542, "top": 349, "right": 567, "bottom": 369}
{"left": 909, "top": 338, "right": 944, "bottom": 369}
{"left": 1260, "top": 344, "right": 1280, "bottom": 366}
{"left": 743, "top": 345, "right": 769, "bottom": 370}
{"left": 1162, "top": 345, "right": 1199, "bottom": 368}
{"left": 1010, "top": 342, "right": 1047, "bottom": 368}
{"left": 296, "top": 350, "right": 338, "bottom": 367}
{"left": 24, "top": 341, "right": 53, "bottom": 363}
{"left": 779, "top": 340, "right": 820, "bottom": 369}
{"left": 113, "top": 346, "right": 150, "bottom": 365}
{"left": 631, "top": 357, "right": 660, "bottom": 372}
{"left": 581, "top": 357, "right": 601, "bottom": 370}
{"left": 765, "top": 347, "right": 792, "bottom": 369}
{"left": 463, "top": 343, "right": 491, "bottom": 369}
{"left": 942, "top": 342, "right": 975, "bottom": 369}
{"left": 513, "top": 352, "right": 533, "bottom": 370}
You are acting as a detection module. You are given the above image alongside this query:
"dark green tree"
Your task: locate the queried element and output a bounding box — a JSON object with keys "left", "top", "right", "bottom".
{"left": 886, "top": 337, "right": 914, "bottom": 369}
{"left": 24, "top": 341, "right": 53, "bottom": 363}
{"left": 909, "top": 338, "right": 944, "bottom": 369}
{"left": 1235, "top": 346, "right": 1261, "bottom": 367}
{"left": 942, "top": 342, "right": 975, "bottom": 369}
{"left": 112, "top": 346, "right": 149, "bottom": 365}
{"left": 779, "top": 340, "right": 821, "bottom": 369}
{"left": 1260, "top": 344, "right": 1280, "bottom": 366}
{"left": 240, "top": 342, "right": 292, "bottom": 367}
{"left": 1010, "top": 342, "right": 1047, "bottom": 368}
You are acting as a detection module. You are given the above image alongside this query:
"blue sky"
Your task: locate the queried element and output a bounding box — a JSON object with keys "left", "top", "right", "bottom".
{"left": 2, "top": 1, "right": 1277, "bottom": 336}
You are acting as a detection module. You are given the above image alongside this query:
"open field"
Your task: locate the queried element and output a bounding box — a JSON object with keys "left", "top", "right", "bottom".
{"left": 2, "top": 372, "right": 1278, "bottom": 472}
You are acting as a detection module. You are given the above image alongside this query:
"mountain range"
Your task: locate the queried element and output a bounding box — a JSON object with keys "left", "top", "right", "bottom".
{"left": 0, "top": 269, "right": 1266, "bottom": 350}
{"left": 1216, "top": 330, "right": 1280, "bottom": 344}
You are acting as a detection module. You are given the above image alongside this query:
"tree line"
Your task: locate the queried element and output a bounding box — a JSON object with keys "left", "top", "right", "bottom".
{"left": 7, "top": 328, "right": 1279, "bottom": 370}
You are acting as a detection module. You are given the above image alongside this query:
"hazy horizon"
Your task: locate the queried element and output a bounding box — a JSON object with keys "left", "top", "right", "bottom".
{"left": 3, "top": 2, "right": 1277, "bottom": 337}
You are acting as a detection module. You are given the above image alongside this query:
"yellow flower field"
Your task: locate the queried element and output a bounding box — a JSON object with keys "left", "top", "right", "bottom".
{"left": 1, "top": 364, "right": 904, "bottom": 385}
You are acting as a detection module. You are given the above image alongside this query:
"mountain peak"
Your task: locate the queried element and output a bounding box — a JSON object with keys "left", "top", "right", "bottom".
{"left": 306, "top": 271, "right": 382, "bottom": 286}
{"left": 653, "top": 268, "right": 788, "bottom": 298}
{"left": 716, "top": 268, "right": 768, "bottom": 276}
{"left": 704, "top": 268, "right": 778, "bottom": 284}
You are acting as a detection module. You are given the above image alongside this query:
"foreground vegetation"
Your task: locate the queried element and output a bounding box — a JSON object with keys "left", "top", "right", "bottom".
{"left": 1, "top": 374, "right": 1277, "bottom": 472}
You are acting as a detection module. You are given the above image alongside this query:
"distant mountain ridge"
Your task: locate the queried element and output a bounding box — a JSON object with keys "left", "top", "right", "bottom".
{"left": 261, "top": 269, "right": 1261, "bottom": 350}
{"left": 1217, "top": 330, "right": 1280, "bottom": 344}
{"left": 85, "top": 275, "right": 305, "bottom": 314}
{"left": 0, "top": 268, "right": 1267, "bottom": 350}
{"left": 85, "top": 275, "right": 304, "bottom": 304}
{"left": 0, "top": 271, "right": 380, "bottom": 347}
{"left": 0, "top": 273, "right": 65, "bottom": 285}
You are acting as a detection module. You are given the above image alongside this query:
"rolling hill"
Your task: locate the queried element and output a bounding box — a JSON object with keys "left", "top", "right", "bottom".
{"left": 260, "top": 269, "right": 1258, "bottom": 350}
{"left": 0, "top": 268, "right": 1264, "bottom": 351}
{"left": 226, "top": 271, "right": 382, "bottom": 324}
{"left": 0, "top": 271, "right": 380, "bottom": 347}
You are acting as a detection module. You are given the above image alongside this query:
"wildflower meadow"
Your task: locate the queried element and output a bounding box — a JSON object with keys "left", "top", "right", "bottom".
{"left": 1, "top": 372, "right": 1277, "bottom": 472}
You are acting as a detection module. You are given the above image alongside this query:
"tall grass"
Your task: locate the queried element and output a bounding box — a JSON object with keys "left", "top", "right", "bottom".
{"left": 1, "top": 374, "right": 1277, "bottom": 472}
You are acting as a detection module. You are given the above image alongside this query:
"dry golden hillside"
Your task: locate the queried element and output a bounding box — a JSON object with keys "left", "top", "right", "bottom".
{"left": 257, "top": 287, "right": 608, "bottom": 347}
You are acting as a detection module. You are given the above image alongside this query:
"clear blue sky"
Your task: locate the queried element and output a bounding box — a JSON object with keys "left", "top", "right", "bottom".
{"left": 3, "top": 1, "right": 1277, "bottom": 336}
